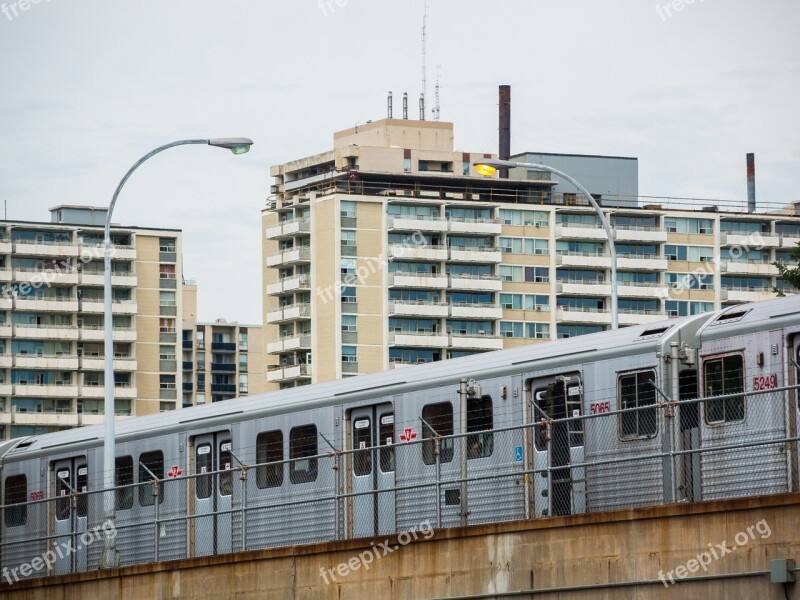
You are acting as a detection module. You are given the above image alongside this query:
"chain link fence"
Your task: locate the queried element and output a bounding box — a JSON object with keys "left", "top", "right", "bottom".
{"left": 1, "top": 384, "right": 797, "bottom": 582}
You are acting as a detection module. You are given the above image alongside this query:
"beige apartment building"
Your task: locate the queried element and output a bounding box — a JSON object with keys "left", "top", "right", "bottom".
{"left": 262, "top": 118, "right": 800, "bottom": 390}
{"left": 0, "top": 206, "right": 185, "bottom": 440}
{"left": 180, "top": 285, "right": 265, "bottom": 405}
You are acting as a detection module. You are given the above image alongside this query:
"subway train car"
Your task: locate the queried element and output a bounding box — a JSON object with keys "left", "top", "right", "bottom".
{"left": 1, "top": 295, "right": 798, "bottom": 579}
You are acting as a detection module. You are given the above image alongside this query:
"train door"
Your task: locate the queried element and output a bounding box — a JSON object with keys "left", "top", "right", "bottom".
{"left": 349, "top": 403, "right": 395, "bottom": 537}
{"left": 529, "top": 374, "right": 584, "bottom": 517}
{"left": 193, "top": 432, "right": 233, "bottom": 557}
{"left": 52, "top": 458, "right": 88, "bottom": 574}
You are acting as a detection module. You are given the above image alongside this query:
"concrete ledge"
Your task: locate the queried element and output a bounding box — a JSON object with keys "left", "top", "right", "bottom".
{"left": 2, "top": 492, "right": 799, "bottom": 599}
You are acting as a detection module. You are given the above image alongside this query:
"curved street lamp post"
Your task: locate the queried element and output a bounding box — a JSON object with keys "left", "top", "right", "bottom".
{"left": 100, "top": 137, "right": 253, "bottom": 568}
{"left": 474, "top": 158, "right": 618, "bottom": 330}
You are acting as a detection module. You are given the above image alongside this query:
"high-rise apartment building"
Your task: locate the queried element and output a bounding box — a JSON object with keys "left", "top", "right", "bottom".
{"left": 180, "top": 285, "right": 264, "bottom": 406}
{"left": 0, "top": 206, "right": 185, "bottom": 439}
{"left": 263, "top": 119, "right": 800, "bottom": 390}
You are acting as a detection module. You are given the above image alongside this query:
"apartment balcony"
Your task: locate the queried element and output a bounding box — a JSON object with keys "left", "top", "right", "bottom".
{"left": 0, "top": 324, "right": 10, "bottom": 337}
{"left": 721, "top": 232, "right": 779, "bottom": 247}
{"left": 559, "top": 282, "right": 613, "bottom": 297}
{"left": 267, "top": 334, "right": 311, "bottom": 355}
{"left": 617, "top": 256, "right": 669, "bottom": 271}
{"left": 555, "top": 224, "right": 608, "bottom": 241}
{"left": 618, "top": 311, "right": 667, "bottom": 326}
{"left": 13, "top": 384, "right": 78, "bottom": 397}
{"left": 0, "top": 297, "right": 11, "bottom": 310}
{"left": 14, "top": 297, "right": 79, "bottom": 313}
{"left": 556, "top": 307, "right": 612, "bottom": 324}
{"left": 80, "top": 272, "right": 137, "bottom": 287}
{"left": 0, "top": 383, "right": 11, "bottom": 396}
{"left": 211, "top": 342, "right": 237, "bottom": 353}
{"left": 266, "top": 303, "right": 311, "bottom": 324}
{"left": 389, "top": 245, "right": 449, "bottom": 261}
{"left": 266, "top": 363, "right": 312, "bottom": 382}
{"left": 388, "top": 332, "right": 449, "bottom": 348}
{"left": 0, "top": 268, "right": 11, "bottom": 282}
{"left": 211, "top": 362, "right": 237, "bottom": 373}
{"left": 388, "top": 273, "right": 448, "bottom": 289}
{"left": 266, "top": 247, "right": 311, "bottom": 267}
{"left": 779, "top": 234, "right": 800, "bottom": 248}
{"left": 79, "top": 356, "right": 137, "bottom": 371}
{"left": 449, "top": 219, "right": 502, "bottom": 235}
{"left": 0, "top": 355, "right": 11, "bottom": 368}
{"left": 79, "top": 327, "right": 137, "bottom": 342}
{"left": 388, "top": 361, "right": 415, "bottom": 370}
{"left": 449, "top": 304, "right": 503, "bottom": 319}
{"left": 211, "top": 383, "right": 237, "bottom": 394}
{"left": 617, "top": 283, "right": 663, "bottom": 298}
{"left": 13, "top": 355, "right": 80, "bottom": 370}
{"left": 449, "top": 333, "right": 503, "bottom": 351}
{"left": 14, "top": 324, "right": 79, "bottom": 341}
{"left": 79, "top": 299, "right": 138, "bottom": 314}
{"left": 76, "top": 244, "right": 137, "bottom": 261}
{"left": 448, "top": 274, "right": 503, "bottom": 291}
{"left": 13, "top": 241, "right": 79, "bottom": 257}
{"left": 13, "top": 268, "right": 79, "bottom": 285}
{"left": 614, "top": 228, "right": 668, "bottom": 243}
{"left": 556, "top": 253, "right": 612, "bottom": 269}
{"left": 1, "top": 411, "right": 83, "bottom": 428}
{"left": 266, "top": 275, "right": 311, "bottom": 295}
{"left": 266, "top": 218, "right": 311, "bottom": 240}
{"left": 0, "top": 240, "right": 11, "bottom": 254}
{"left": 389, "top": 301, "right": 449, "bottom": 318}
{"left": 388, "top": 216, "right": 448, "bottom": 233}
{"left": 448, "top": 247, "right": 502, "bottom": 263}
{"left": 719, "top": 261, "right": 778, "bottom": 276}
{"left": 722, "top": 289, "right": 775, "bottom": 303}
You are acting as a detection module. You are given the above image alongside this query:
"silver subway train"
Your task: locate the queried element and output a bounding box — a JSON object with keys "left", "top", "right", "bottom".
{"left": 1, "top": 295, "right": 798, "bottom": 579}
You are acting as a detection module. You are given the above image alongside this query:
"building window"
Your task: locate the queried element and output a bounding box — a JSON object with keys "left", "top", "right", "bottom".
{"left": 238, "top": 353, "right": 247, "bottom": 372}
{"left": 341, "top": 287, "right": 356, "bottom": 304}
{"left": 289, "top": 425, "right": 318, "bottom": 484}
{"left": 619, "top": 370, "right": 657, "bottom": 439}
{"left": 421, "top": 402, "right": 454, "bottom": 465}
{"left": 159, "top": 238, "right": 176, "bottom": 253}
{"left": 342, "top": 346, "right": 357, "bottom": 363}
{"left": 159, "top": 291, "right": 176, "bottom": 307}
{"left": 238, "top": 331, "right": 248, "bottom": 351}
{"left": 341, "top": 230, "right": 356, "bottom": 247}
{"left": 159, "top": 264, "right": 176, "bottom": 280}
{"left": 340, "top": 201, "right": 356, "bottom": 219}
{"left": 4, "top": 474, "right": 27, "bottom": 527}
{"left": 341, "top": 315, "right": 357, "bottom": 332}
{"left": 139, "top": 451, "right": 164, "bottom": 506}
{"left": 196, "top": 393, "right": 206, "bottom": 404}
{"left": 159, "top": 375, "right": 176, "bottom": 390}
{"left": 159, "top": 345, "right": 176, "bottom": 361}
{"left": 353, "top": 417, "right": 372, "bottom": 476}
{"left": 704, "top": 355, "right": 745, "bottom": 424}
{"left": 256, "top": 430, "right": 284, "bottom": 489}
{"left": 239, "top": 374, "right": 248, "bottom": 393}
{"left": 467, "top": 396, "right": 493, "bottom": 459}
{"left": 159, "top": 318, "right": 176, "bottom": 333}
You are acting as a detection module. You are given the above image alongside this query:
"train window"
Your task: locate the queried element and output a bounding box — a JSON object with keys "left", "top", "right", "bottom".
{"left": 115, "top": 456, "right": 134, "bottom": 510}
{"left": 289, "top": 425, "right": 318, "bottom": 484}
{"left": 256, "top": 431, "right": 284, "bottom": 489}
{"left": 704, "top": 355, "right": 745, "bottom": 423}
{"left": 4, "top": 474, "right": 27, "bottom": 527}
{"left": 219, "top": 441, "right": 233, "bottom": 497}
{"left": 56, "top": 468, "right": 71, "bottom": 520}
{"left": 467, "top": 396, "right": 493, "bottom": 459}
{"left": 379, "top": 413, "right": 395, "bottom": 473}
{"left": 139, "top": 451, "right": 165, "bottom": 506}
{"left": 196, "top": 445, "right": 212, "bottom": 499}
{"left": 421, "top": 402, "right": 454, "bottom": 465}
{"left": 76, "top": 465, "right": 88, "bottom": 518}
{"left": 619, "top": 371, "right": 657, "bottom": 439}
{"left": 353, "top": 417, "right": 372, "bottom": 476}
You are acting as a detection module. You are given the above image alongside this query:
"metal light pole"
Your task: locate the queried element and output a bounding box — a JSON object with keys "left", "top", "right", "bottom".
{"left": 474, "top": 158, "right": 618, "bottom": 330}
{"left": 100, "top": 137, "right": 253, "bottom": 568}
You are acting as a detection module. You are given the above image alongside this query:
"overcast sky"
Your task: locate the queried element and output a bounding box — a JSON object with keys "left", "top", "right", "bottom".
{"left": 1, "top": 0, "right": 797, "bottom": 323}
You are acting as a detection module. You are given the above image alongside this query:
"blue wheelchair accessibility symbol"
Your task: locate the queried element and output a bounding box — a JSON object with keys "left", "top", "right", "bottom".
{"left": 514, "top": 446, "right": 523, "bottom": 462}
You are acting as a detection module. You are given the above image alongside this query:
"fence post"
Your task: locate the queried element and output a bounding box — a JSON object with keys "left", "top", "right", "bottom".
{"left": 332, "top": 451, "right": 341, "bottom": 540}
{"left": 435, "top": 437, "right": 442, "bottom": 529}
{"left": 239, "top": 465, "right": 248, "bottom": 552}
{"left": 543, "top": 418, "right": 553, "bottom": 517}
{"left": 153, "top": 479, "right": 160, "bottom": 562}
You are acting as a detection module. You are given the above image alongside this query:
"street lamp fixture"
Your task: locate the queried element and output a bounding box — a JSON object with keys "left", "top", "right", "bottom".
{"left": 473, "top": 158, "right": 619, "bottom": 330}
{"left": 100, "top": 137, "right": 253, "bottom": 568}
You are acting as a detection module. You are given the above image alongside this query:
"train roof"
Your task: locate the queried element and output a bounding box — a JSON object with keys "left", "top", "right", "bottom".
{"left": 2, "top": 295, "right": 797, "bottom": 461}
{"left": 697, "top": 295, "right": 800, "bottom": 341}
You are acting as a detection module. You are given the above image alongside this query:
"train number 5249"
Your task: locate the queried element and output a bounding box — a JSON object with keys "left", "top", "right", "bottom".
{"left": 753, "top": 374, "right": 778, "bottom": 391}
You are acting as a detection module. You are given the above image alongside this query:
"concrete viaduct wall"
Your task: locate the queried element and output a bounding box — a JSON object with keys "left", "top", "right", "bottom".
{"left": 2, "top": 493, "right": 798, "bottom": 599}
